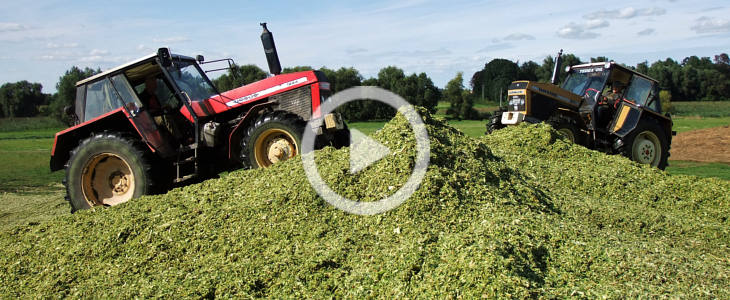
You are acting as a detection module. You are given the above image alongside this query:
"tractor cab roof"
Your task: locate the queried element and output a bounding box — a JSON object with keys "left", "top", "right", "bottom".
{"left": 568, "top": 61, "right": 659, "bottom": 84}
{"left": 75, "top": 52, "right": 196, "bottom": 87}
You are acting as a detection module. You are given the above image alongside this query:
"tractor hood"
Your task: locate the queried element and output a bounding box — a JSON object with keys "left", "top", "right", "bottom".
{"left": 179, "top": 70, "right": 325, "bottom": 121}
{"left": 508, "top": 81, "right": 583, "bottom": 110}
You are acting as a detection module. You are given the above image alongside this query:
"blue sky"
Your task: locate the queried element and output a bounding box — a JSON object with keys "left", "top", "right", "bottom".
{"left": 1, "top": 0, "right": 729, "bottom": 92}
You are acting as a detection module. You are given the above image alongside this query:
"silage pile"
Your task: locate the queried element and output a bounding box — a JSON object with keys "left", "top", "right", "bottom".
{"left": 1, "top": 109, "right": 728, "bottom": 298}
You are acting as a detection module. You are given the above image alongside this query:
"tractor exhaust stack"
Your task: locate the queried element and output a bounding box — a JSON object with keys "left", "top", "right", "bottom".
{"left": 260, "top": 23, "right": 282, "bottom": 75}
{"left": 551, "top": 49, "right": 563, "bottom": 85}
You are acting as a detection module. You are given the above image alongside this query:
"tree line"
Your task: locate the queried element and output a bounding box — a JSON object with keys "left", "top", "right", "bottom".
{"left": 2, "top": 53, "right": 728, "bottom": 122}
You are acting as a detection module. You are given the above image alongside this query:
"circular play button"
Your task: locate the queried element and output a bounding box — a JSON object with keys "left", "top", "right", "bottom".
{"left": 301, "top": 86, "right": 430, "bottom": 215}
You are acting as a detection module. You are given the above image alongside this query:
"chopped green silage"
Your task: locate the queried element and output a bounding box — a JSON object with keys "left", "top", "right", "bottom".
{"left": 1, "top": 109, "right": 728, "bottom": 298}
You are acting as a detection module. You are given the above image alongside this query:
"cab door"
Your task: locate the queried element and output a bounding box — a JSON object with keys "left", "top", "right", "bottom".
{"left": 109, "top": 74, "right": 176, "bottom": 157}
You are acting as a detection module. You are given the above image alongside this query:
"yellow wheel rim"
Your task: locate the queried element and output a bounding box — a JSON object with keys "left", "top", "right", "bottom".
{"left": 253, "top": 128, "right": 298, "bottom": 167}
{"left": 81, "top": 153, "right": 135, "bottom": 207}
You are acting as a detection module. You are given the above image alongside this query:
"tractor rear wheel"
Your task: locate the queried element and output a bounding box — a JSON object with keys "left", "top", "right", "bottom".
{"left": 622, "top": 121, "right": 669, "bottom": 170}
{"left": 240, "top": 111, "right": 305, "bottom": 169}
{"left": 65, "top": 133, "right": 154, "bottom": 212}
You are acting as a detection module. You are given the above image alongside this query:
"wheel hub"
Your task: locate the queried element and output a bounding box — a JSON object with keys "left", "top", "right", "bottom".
{"left": 632, "top": 131, "right": 661, "bottom": 166}
{"left": 268, "top": 138, "right": 294, "bottom": 163}
{"left": 82, "top": 153, "right": 135, "bottom": 207}
{"left": 254, "top": 128, "right": 299, "bottom": 167}
{"left": 109, "top": 171, "right": 130, "bottom": 195}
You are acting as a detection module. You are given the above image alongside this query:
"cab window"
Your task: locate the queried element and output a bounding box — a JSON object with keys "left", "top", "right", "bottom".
{"left": 84, "top": 79, "right": 124, "bottom": 122}
{"left": 624, "top": 77, "right": 655, "bottom": 110}
{"left": 110, "top": 74, "right": 142, "bottom": 108}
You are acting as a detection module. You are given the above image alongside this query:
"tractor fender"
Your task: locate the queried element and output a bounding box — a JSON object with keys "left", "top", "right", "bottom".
{"left": 227, "top": 101, "right": 277, "bottom": 160}
{"left": 50, "top": 108, "right": 154, "bottom": 172}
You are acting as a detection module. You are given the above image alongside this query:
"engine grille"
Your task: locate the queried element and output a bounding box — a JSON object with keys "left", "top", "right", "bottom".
{"left": 269, "top": 86, "right": 312, "bottom": 120}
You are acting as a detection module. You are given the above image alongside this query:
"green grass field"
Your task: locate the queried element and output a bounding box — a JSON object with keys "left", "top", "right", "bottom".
{"left": 671, "top": 116, "right": 730, "bottom": 132}
{"left": 672, "top": 101, "right": 730, "bottom": 117}
{"left": 0, "top": 118, "right": 67, "bottom": 229}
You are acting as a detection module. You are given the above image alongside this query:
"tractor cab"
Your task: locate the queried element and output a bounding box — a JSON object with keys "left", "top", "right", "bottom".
{"left": 70, "top": 50, "right": 215, "bottom": 158}
{"left": 566, "top": 62, "right": 663, "bottom": 135}
{"left": 564, "top": 62, "right": 661, "bottom": 113}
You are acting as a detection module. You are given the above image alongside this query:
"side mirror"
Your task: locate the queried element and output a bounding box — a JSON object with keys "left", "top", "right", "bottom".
{"left": 158, "top": 48, "right": 172, "bottom": 67}
{"left": 196, "top": 55, "right": 204, "bottom": 63}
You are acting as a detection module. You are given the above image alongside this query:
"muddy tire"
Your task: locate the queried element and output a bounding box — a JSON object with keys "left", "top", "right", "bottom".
{"left": 65, "top": 133, "right": 155, "bottom": 212}
{"left": 622, "top": 121, "right": 669, "bottom": 170}
{"left": 240, "top": 111, "right": 305, "bottom": 169}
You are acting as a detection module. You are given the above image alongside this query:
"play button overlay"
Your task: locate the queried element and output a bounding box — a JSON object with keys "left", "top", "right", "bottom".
{"left": 348, "top": 128, "right": 390, "bottom": 174}
{"left": 301, "top": 86, "right": 430, "bottom": 215}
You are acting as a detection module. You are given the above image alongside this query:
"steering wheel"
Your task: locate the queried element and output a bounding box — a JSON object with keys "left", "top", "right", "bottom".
{"left": 584, "top": 88, "right": 600, "bottom": 99}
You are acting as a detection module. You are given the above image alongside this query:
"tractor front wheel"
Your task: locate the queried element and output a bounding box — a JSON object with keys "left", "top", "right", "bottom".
{"left": 240, "top": 111, "right": 305, "bottom": 169}
{"left": 485, "top": 112, "right": 505, "bottom": 134}
{"left": 65, "top": 133, "right": 154, "bottom": 212}
{"left": 547, "top": 118, "right": 583, "bottom": 145}
{"left": 622, "top": 121, "right": 669, "bottom": 170}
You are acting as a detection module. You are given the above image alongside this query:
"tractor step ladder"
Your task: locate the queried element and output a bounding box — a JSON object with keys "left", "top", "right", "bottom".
{"left": 173, "top": 143, "right": 198, "bottom": 183}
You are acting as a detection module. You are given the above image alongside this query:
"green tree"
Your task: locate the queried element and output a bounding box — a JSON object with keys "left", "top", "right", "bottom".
{"left": 281, "top": 66, "right": 313, "bottom": 74}
{"left": 636, "top": 61, "right": 649, "bottom": 75}
{"left": 445, "top": 72, "right": 477, "bottom": 119}
{"left": 659, "top": 90, "right": 674, "bottom": 113}
{"left": 590, "top": 56, "right": 610, "bottom": 63}
{"left": 471, "top": 59, "right": 520, "bottom": 103}
{"left": 537, "top": 53, "right": 582, "bottom": 83}
{"left": 212, "top": 64, "right": 267, "bottom": 92}
{"left": 0, "top": 81, "right": 48, "bottom": 118}
{"left": 49, "top": 66, "right": 100, "bottom": 123}
{"left": 518, "top": 61, "right": 539, "bottom": 82}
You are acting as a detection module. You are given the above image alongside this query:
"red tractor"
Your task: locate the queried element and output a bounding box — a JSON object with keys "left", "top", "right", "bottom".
{"left": 50, "top": 24, "right": 348, "bottom": 212}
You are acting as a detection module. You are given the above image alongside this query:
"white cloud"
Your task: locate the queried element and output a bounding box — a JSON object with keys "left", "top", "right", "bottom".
{"left": 557, "top": 23, "right": 600, "bottom": 40}
{"left": 585, "top": 19, "right": 609, "bottom": 29}
{"left": 45, "top": 42, "right": 79, "bottom": 49}
{"left": 640, "top": 7, "right": 666, "bottom": 17}
{"left": 691, "top": 17, "right": 730, "bottom": 34}
{"left": 0, "top": 22, "right": 27, "bottom": 32}
{"left": 152, "top": 37, "right": 190, "bottom": 43}
{"left": 584, "top": 7, "right": 666, "bottom": 20}
{"left": 503, "top": 33, "right": 535, "bottom": 41}
{"left": 37, "top": 54, "right": 72, "bottom": 61}
{"left": 637, "top": 28, "right": 655, "bottom": 36}
{"left": 89, "top": 49, "right": 109, "bottom": 55}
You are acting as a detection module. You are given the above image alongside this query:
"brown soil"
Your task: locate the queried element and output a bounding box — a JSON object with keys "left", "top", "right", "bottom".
{"left": 670, "top": 126, "right": 730, "bottom": 163}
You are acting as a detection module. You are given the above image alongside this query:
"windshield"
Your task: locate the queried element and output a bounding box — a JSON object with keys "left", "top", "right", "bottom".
{"left": 561, "top": 67, "right": 609, "bottom": 97}
{"left": 166, "top": 60, "right": 217, "bottom": 101}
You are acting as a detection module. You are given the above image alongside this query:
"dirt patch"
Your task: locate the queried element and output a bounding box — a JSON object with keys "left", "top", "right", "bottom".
{"left": 670, "top": 125, "right": 730, "bottom": 163}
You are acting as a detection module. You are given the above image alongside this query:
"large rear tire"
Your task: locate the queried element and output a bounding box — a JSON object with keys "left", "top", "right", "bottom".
{"left": 240, "top": 111, "right": 305, "bottom": 169}
{"left": 622, "top": 121, "right": 669, "bottom": 170}
{"left": 65, "top": 133, "right": 154, "bottom": 212}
